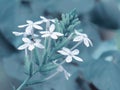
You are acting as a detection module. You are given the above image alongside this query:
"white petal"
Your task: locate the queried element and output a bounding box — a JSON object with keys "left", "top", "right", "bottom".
{"left": 33, "top": 34, "right": 39, "bottom": 37}
{"left": 51, "top": 34, "right": 58, "bottom": 39}
{"left": 40, "top": 16, "right": 47, "bottom": 20}
{"left": 25, "top": 25, "right": 33, "bottom": 33}
{"left": 28, "top": 44, "right": 35, "bottom": 51}
{"left": 84, "top": 38, "right": 90, "bottom": 47}
{"left": 49, "top": 24, "right": 55, "bottom": 32}
{"left": 57, "top": 65, "right": 63, "bottom": 72}
{"left": 18, "top": 24, "right": 28, "bottom": 28}
{"left": 62, "top": 47, "right": 71, "bottom": 54}
{"left": 73, "top": 36, "right": 83, "bottom": 42}
{"left": 72, "top": 49, "right": 79, "bottom": 55}
{"left": 34, "top": 21, "right": 43, "bottom": 24}
{"left": 34, "top": 39, "right": 41, "bottom": 43}
{"left": 18, "top": 44, "right": 29, "bottom": 50}
{"left": 53, "top": 32, "right": 64, "bottom": 36}
{"left": 82, "top": 34, "right": 88, "bottom": 37}
{"left": 40, "top": 31, "right": 49, "bottom": 34}
{"left": 75, "top": 30, "right": 82, "bottom": 35}
{"left": 22, "top": 38, "right": 31, "bottom": 43}
{"left": 57, "top": 50, "right": 68, "bottom": 55}
{"left": 12, "top": 32, "right": 23, "bottom": 36}
{"left": 73, "top": 56, "right": 83, "bottom": 62}
{"left": 26, "top": 20, "right": 33, "bottom": 24}
{"left": 87, "top": 38, "right": 93, "bottom": 46}
{"left": 33, "top": 24, "right": 43, "bottom": 30}
{"left": 41, "top": 34, "right": 50, "bottom": 38}
{"left": 35, "top": 43, "right": 45, "bottom": 49}
{"left": 64, "top": 71, "right": 71, "bottom": 80}
{"left": 65, "top": 56, "right": 72, "bottom": 63}
{"left": 51, "top": 19, "right": 55, "bottom": 23}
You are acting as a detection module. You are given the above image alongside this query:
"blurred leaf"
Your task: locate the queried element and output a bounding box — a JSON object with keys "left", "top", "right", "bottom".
{"left": 80, "top": 50, "right": 120, "bottom": 90}
{"left": 92, "top": 39, "right": 117, "bottom": 59}
{"left": 90, "top": 0, "right": 120, "bottom": 29}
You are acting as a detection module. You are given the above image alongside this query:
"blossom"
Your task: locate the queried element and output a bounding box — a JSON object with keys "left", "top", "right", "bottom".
{"left": 57, "top": 65, "right": 71, "bottom": 80}
{"left": 57, "top": 47, "right": 83, "bottom": 63}
{"left": 53, "top": 61, "right": 71, "bottom": 80}
{"left": 18, "top": 20, "right": 43, "bottom": 34}
{"left": 40, "top": 16, "right": 55, "bottom": 23}
{"left": 73, "top": 30, "right": 93, "bottom": 47}
{"left": 40, "top": 24, "right": 63, "bottom": 39}
{"left": 18, "top": 38, "right": 44, "bottom": 51}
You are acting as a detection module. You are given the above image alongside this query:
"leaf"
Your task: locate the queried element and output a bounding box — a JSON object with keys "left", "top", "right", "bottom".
{"left": 40, "top": 62, "right": 58, "bottom": 72}
{"left": 80, "top": 50, "right": 120, "bottom": 90}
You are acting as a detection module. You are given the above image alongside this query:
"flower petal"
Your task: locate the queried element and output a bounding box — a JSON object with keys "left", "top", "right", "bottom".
{"left": 75, "top": 30, "right": 82, "bottom": 35}
{"left": 64, "top": 71, "right": 71, "bottom": 80}
{"left": 57, "top": 50, "right": 68, "bottom": 55}
{"left": 84, "top": 38, "right": 90, "bottom": 47}
{"left": 40, "top": 16, "right": 47, "bottom": 20}
{"left": 35, "top": 43, "right": 45, "bottom": 49}
{"left": 73, "top": 36, "right": 83, "bottom": 42}
{"left": 62, "top": 47, "right": 71, "bottom": 54}
{"left": 12, "top": 32, "right": 23, "bottom": 36}
{"left": 25, "top": 25, "right": 33, "bottom": 33}
{"left": 40, "top": 31, "right": 49, "bottom": 34}
{"left": 49, "top": 24, "right": 55, "bottom": 32}
{"left": 28, "top": 44, "right": 35, "bottom": 51}
{"left": 53, "top": 32, "right": 64, "bottom": 36}
{"left": 73, "top": 56, "right": 83, "bottom": 62}
{"left": 87, "top": 38, "right": 93, "bottom": 46}
{"left": 65, "top": 56, "right": 72, "bottom": 63}
{"left": 72, "top": 49, "right": 79, "bottom": 55}
{"left": 51, "top": 34, "right": 58, "bottom": 39}
{"left": 51, "top": 19, "right": 55, "bottom": 23}
{"left": 34, "top": 21, "right": 43, "bottom": 24}
{"left": 26, "top": 20, "right": 33, "bottom": 24}
{"left": 41, "top": 34, "right": 50, "bottom": 38}
{"left": 33, "top": 24, "right": 43, "bottom": 30}
{"left": 18, "top": 24, "right": 28, "bottom": 28}
{"left": 22, "top": 38, "right": 31, "bottom": 43}
{"left": 18, "top": 44, "right": 29, "bottom": 50}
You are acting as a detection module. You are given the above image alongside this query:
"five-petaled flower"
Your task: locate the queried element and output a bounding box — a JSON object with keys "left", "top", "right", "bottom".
{"left": 18, "top": 20, "right": 43, "bottom": 35}
{"left": 40, "top": 24, "right": 63, "bottom": 39}
{"left": 57, "top": 47, "right": 83, "bottom": 63}
{"left": 73, "top": 30, "right": 93, "bottom": 47}
{"left": 18, "top": 37, "right": 44, "bottom": 51}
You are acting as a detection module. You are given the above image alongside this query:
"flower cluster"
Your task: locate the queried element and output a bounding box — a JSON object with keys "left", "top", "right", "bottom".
{"left": 13, "top": 16, "right": 92, "bottom": 81}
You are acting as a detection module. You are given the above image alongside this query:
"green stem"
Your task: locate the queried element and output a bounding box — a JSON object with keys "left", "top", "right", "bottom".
{"left": 49, "top": 33, "right": 73, "bottom": 61}
{"left": 71, "top": 41, "right": 82, "bottom": 50}
{"left": 16, "top": 76, "right": 30, "bottom": 90}
{"left": 26, "top": 71, "right": 59, "bottom": 87}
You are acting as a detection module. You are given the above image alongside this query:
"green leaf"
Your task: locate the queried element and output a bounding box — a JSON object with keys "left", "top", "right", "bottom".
{"left": 40, "top": 62, "right": 58, "bottom": 72}
{"left": 80, "top": 50, "right": 120, "bottom": 90}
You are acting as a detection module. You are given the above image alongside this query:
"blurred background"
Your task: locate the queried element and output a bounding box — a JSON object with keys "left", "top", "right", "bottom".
{"left": 1, "top": 0, "right": 120, "bottom": 90}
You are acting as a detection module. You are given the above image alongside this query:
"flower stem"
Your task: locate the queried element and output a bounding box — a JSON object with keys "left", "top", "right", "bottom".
{"left": 71, "top": 41, "right": 82, "bottom": 50}
{"left": 25, "top": 71, "right": 59, "bottom": 87}
{"left": 16, "top": 76, "right": 30, "bottom": 90}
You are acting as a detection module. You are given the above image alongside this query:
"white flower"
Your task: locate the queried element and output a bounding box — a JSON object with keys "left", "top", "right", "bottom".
{"left": 12, "top": 31, "right": 39, "bottom": 37}
{"left": 57, "top": 65, "right": 71, "bottom": 80}
{"left": 40, "top": 24, "right": 63, "bottom": 39}
{"left": 73, "top": 30, "right": 93, "bottom": 47}
{"left": 18, "top": 20, "right": 43, "bottom": 34}
{"left": 18, "top": 38, "right": 44, "bottom": 51}
{"left": 53, "top": 61, "right": 71, "bottom": 80}
{"left": 40, "top": 16, "right": 55, "bottom": 23}
{"left": 57, "top": 47, "right": 83, "bottom": 63}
